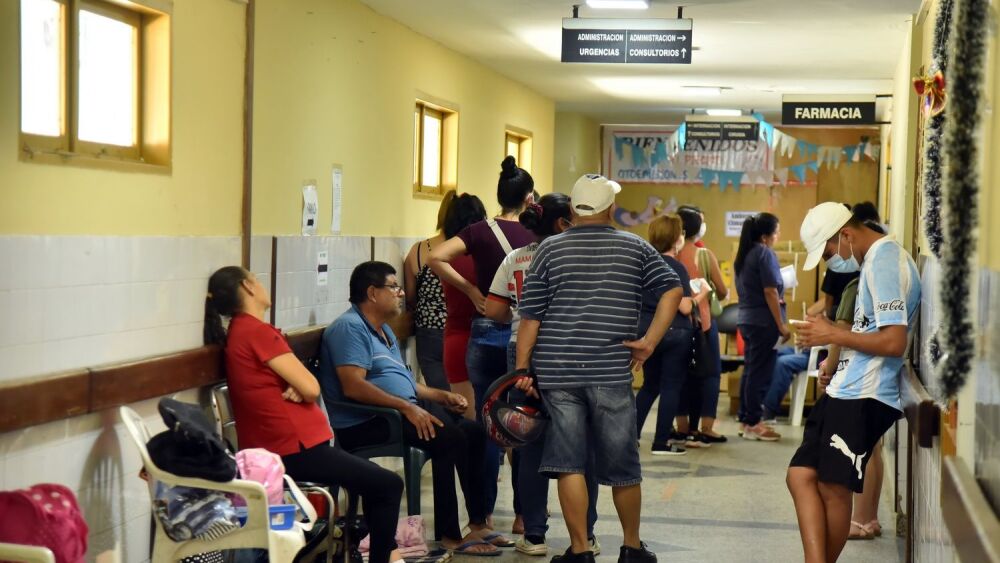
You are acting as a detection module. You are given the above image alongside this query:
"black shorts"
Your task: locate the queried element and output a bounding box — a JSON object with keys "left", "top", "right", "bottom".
{"left": 789, "top": 394, "right": 900, "bottom": 493}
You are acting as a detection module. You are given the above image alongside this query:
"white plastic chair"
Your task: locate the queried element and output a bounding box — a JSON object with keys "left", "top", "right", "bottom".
{"left": 0, "top": 543, "right": 55, "bottom": 563}
{"left": 119, "top": 406, "right": 314, "bottom": 562}
{"left": 789, "top": 346, "right": 828, "bottom": 427}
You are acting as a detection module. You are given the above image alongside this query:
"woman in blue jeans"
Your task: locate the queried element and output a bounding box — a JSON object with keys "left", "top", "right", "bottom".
{"left": 636, "top": 214, "right": 708, "bottom": 455}
{"left": 484, "top": 193, "right": 601, "bottom": 555}
{"left": 429, "top": 156, "right": 536, "bottom": 532}
{"left": 733, "top": 212, "right": 789, "bottom": 441}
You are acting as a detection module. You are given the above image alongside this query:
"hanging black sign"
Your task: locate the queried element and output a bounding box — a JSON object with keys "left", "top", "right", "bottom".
{"left": 561, "top": 18, "right": 693, "bottom": 64}
{"left": 781, "top": 100, "right": 876, "bottom": 125}
{"left": 684, "top": 121, "right": 759, "bottom": 145}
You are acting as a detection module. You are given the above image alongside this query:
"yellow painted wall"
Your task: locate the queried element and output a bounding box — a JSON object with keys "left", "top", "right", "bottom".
{"left": 553, "top": 112, "right": 600, "bottom": 194}
{"left": 0, "top": 0, "right": 246, "bottom": 235}
{"left": 250, "top": 0, "right": 556, "bottom": 237}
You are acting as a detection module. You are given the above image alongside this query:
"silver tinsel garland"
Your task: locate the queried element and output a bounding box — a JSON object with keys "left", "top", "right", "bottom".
{"left": 921, "top": 0, "right": 953, "bottom": 259}
{"left": 938, "top": 0, "right": 987, "bottom": 398}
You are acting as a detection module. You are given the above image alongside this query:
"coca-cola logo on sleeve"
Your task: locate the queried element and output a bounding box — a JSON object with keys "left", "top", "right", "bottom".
{"left": 875, "top": 299, "right": 905, "bottom": 313}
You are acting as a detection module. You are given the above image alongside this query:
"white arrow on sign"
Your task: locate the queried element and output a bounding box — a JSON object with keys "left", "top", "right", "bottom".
{"left": 681, "top": 48, "right": 687, "bottom": 57}
{"left": 679, "top": 35, "right": 687, "bottom": 41}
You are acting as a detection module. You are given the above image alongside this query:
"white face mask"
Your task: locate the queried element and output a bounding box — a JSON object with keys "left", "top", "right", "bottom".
{"left": 697, "top": 222, "right": 707, "bottom": 240}
{"left": 826, "top": 234, "right": 861, "bottom": 273}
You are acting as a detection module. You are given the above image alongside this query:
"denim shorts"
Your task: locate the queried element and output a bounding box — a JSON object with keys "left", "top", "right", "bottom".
{"left": 540, "top": 385, "right": 641, "bottom": 487}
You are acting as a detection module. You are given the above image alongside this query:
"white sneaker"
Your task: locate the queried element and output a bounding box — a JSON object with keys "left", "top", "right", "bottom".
{"left": 741, "top": 422, "right": 781, "bottom": 442}
{"left": 590, "top": 536, "right": 601, "bottom": 555}
{"left": 515, "top": 536, "right": 548, "bottom": 556}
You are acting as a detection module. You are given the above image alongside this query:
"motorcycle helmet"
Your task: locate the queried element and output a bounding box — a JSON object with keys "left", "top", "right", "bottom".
{"left": 481, "top": 372, "right": 548, "bottom": 448}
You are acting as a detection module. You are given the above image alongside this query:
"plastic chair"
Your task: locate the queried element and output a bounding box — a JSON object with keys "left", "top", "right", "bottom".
{"left": 0, "top": 543, "right": 55, "bottom": 563}
{"left": 210, "top": 384, "right": 239, "bottom": 452}
{"left": 325, "top": 400, "right": 431, "bottom": 516}
{"left": 789, "top": 346, "right": 828, "bottom": 427}
{"left": 716, "top": 303, "right": 745, "bottom": 374}
{"left": 119, "top": 406, "right": 315, "bottom": 562}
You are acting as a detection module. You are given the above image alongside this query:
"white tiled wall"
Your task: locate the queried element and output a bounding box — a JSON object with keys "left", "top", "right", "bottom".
{"left": 272, "top": 235, "right": 371, "bottom": 330}
{"left": 0, "top": 235, "right": 241, "bottom": 383}
{"left": 249, "top": 235, "right": 274, "bottom": 298}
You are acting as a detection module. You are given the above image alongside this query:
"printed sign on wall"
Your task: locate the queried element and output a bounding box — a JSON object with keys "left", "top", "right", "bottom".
{"left": 725, "top": 211, "right": 757, "bottom": 237}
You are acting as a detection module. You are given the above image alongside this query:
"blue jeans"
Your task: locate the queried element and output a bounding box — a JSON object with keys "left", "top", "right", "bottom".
{"left": 467, "top": 317, "right": 512, "bottom": 515}
{"left": 636, "top": 327, "right": 693, "bottom": 443}
{"left": 763, "top": 347, "right": 808, "bottom": 415}
{"left": 506, "top": 342, "right": 599, "bottom": 539}
{"left": 676, "top": 320, "right": 722, "bottom": 425}
{"left": 738, "top": 322, "right": 781, "bottom": 426}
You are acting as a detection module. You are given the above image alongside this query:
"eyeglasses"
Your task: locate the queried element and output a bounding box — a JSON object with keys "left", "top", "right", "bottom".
{"left": 378, "top": 283, "right": 404, "bottom": 294}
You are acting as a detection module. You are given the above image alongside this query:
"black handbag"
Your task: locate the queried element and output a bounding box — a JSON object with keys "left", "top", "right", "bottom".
{"left": 147, "top": 398, "right": 237, "bottom": 482}
{"left": 688, "top": 317, "right": 716, "bottom": 379}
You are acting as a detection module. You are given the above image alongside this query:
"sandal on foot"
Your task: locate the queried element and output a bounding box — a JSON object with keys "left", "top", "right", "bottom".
{"left": 867, "top": 519, "right": 883, "bottom": 537}
{"left": 406, "top": 549, "right": 453, "bottom": 563}
{"left": 451, "top": 541, "right": 501, "bottom": 557}
{"left": 480, "top": 532, "right": 515, "bottom": 547}
{"left": 848, "top": 521, "right": 874, "bottom": 540}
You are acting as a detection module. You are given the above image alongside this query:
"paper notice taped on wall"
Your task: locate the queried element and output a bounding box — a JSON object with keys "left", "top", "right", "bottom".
{"left": 302, "top": 181, "right": 318, "bottom": 236}
{"left": 331, "top": 166, "right": 343, "bottom": 234}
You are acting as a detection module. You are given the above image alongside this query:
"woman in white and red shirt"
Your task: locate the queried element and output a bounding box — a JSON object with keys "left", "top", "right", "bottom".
{"left": 205, "top": 266, "right": 403, "bottom": 563}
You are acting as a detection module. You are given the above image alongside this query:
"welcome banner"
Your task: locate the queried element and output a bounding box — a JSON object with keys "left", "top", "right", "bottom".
{"left": 603, "top": 125, "right": 773, "bottom": 185}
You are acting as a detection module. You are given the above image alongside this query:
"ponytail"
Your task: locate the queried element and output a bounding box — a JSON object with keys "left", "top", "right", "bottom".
{"left": 203, "top": 266, "right": 249, "bottom": 346}
{"left": 733, "top": 216, "right": 758, "bottom": 276}
{"left": 733, "top": 212, "right": 780, "bottom": 276}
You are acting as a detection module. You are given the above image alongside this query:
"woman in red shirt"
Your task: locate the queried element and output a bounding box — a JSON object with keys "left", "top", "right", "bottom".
{"left": 205, "top": 266, "right": 404, "bottom": 563}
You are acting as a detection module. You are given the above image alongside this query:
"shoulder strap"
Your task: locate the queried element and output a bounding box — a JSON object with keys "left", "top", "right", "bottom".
{"left": 487, "top": 219, "right": 514, "bottom": 255}
{"left": 416, "top": 240, "right": 422, "bottom": 266}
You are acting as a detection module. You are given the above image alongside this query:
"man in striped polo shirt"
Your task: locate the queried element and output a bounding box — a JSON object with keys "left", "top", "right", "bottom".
{"left": 515, "top": 174, "right": 683, "bottom": 563}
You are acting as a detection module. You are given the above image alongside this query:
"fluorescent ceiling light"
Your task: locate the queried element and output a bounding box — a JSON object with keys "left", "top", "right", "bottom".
{"left": 682, "top": 87, "right": 722, "bottom": 96}
{"left": 706, "top": 109, "right": 742, "bottom": 117}
{"left": 586, "top": 0, "right": 649, "bottom": 9}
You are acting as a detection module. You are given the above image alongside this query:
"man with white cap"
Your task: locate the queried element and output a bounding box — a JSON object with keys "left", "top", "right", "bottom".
{"left": 514, "top": 174, "right": 683, "bottom": 563}
{"left": 786, "top": 202, "right": 920, "bottom": 563}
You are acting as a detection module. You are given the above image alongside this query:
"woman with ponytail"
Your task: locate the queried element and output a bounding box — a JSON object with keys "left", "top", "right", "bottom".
{"left": 428, "top": 156, "right": 536, "bottom": 531}
{"left": 204, "top": 267, "right": 405, "bottom": 563}
{"left": 733, "top": 212, "right": 789, "bottom": 442}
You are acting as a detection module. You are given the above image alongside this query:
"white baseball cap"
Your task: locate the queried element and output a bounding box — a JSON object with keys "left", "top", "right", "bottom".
{"left": 801, "top": 202, "right": 853, "bottom": 271}
{"left": 571, "top": 174, "right": 621, "bottom": 216}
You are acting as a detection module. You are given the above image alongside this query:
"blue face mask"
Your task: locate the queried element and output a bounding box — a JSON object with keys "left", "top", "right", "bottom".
{"left": 826, "top": 234, "right": 860, "bottom": 273}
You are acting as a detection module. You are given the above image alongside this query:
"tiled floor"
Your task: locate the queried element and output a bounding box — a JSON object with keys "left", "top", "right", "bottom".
{"left": 415, "top": 405, "right": 904, "bottom": 563}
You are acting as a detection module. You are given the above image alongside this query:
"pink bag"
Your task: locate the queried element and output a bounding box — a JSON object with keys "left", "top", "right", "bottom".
{"left": 235, "top": 448, "right": 285, "bottom": 505}
{"left": 359, "top": 515, "right": 428, "bottom": 558}
{"left": 0, "top": 483, "right": 88, "bottom": 563}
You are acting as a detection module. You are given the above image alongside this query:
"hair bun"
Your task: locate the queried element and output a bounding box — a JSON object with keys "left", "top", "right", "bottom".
{"left": 500, "top": 155, "right": 518, "bottom": 178}
{"left": 518, "top": 203, "right": 542, "bottom": 230}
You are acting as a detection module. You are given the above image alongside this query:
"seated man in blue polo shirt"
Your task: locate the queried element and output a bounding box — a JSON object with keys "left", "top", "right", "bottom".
{"left": 318, "top": 261, "right": 506, "bottom": 555}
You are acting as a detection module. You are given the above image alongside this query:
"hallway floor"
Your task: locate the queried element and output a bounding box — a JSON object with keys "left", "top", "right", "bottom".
{"left": 424, "top": 407, "right": 904, "bottom": 563}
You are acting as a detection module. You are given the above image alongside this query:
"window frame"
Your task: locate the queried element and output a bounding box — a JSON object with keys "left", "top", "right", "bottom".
{"left": 18, "top": 0, "right": 171, "bottom": 170}
{"left": 504, "top": 127, "right": 533, "bottom": 173}
{"left": 413, "top": 98, "right": 458, "bottom": 199}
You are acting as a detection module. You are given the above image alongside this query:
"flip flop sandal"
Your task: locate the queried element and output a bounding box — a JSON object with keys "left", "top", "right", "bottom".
{"left": 867, "top": 520, "right": 883, "bottom": 537}
{"left": 847, "top": 521, "right": 875, "bottom": 540}
{"left": 452, "top": 540, "right": 501, "bottom": 557}
{"left": 480, "top": 532, "right": 515, "bottom": 547}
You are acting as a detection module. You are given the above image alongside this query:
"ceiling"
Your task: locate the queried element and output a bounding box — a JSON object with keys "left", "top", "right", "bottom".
{"left": 359, "top": 0, "right": 922, "bottom": 124}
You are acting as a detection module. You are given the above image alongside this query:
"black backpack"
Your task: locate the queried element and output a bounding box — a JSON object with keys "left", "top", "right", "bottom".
{"left": 147, "top": 398, "right": 237, "bottom": 482}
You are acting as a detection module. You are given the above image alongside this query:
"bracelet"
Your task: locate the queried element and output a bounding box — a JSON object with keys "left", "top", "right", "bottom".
{"left": 513, "top": 368, "right": 532, "bottom": 376}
